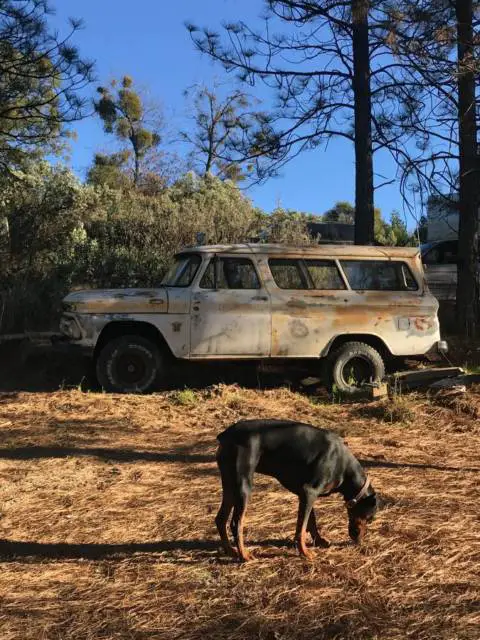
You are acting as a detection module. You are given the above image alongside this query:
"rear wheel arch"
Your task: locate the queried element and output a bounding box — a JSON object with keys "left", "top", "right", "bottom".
{"left": 323, "top": 333, "right": 392, "bottom": 362}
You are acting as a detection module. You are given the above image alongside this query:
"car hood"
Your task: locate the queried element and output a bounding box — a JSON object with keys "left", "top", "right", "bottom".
{"left": 63, "top": 288, "right": 169, "bottom": 314}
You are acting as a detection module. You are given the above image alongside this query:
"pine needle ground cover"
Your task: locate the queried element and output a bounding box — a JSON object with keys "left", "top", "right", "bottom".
{"left": 0, "top": 385, "right": 479, "bottom": 639}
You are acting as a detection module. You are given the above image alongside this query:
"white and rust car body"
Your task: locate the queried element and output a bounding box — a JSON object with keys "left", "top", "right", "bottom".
{"left": 59, "top": 244, "right": 446, "bottom": 392}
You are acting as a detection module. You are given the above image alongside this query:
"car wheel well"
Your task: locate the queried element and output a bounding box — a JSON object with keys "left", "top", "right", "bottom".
{"left": 94, "top": 321, "right": 172, "bottom": 359}
{"left": 325, "top": 334, "right": 391, "bottom": 361}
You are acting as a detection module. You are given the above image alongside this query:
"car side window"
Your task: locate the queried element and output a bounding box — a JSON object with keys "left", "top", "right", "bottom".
{"left": 341, "top": 260, "right": 418, "bottom": 291}
{"left": 268, "top": 259, "right": 308, "bottom": 289}
{"left": 304, "top": 259, "right": 346, "bottom": 290}
{"left": 200, "top": 257, "right": 260, "bottom": 289}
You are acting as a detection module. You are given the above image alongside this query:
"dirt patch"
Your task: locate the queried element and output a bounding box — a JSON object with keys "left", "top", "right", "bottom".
{"left": 0, "top": 385, "right": 479, "bottom": 639}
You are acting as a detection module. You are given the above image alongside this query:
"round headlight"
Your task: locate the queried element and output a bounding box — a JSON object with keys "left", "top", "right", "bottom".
{"left": 60, "top": 316, "right": 82, "bottom": 340}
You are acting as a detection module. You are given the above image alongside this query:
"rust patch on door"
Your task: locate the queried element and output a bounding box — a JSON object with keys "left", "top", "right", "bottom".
{"left": 289, "top": 319, "right": 309, "bottom": 338}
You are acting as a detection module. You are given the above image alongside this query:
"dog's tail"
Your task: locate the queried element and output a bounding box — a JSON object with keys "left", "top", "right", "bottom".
{"left": 216, "top": 424, "right": 238, "bottom": 462}
{"left": 216, "top": 424, "right": 235, "bottom": 445}
{"left": 216, "top": 420, "right": 250, "bottom": 445}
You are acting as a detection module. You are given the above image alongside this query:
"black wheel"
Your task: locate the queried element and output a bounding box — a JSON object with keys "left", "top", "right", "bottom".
{"left": 95, "top": 335, "right": 163, "bottom": 393}
{"left": 329, "top": 341, "right": 385, "bottom": 395}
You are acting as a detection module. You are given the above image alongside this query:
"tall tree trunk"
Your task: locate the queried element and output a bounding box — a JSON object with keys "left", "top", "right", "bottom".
{"left": 352, "top": 0, "right": 374, "bottom": 245}
{"left": 455, "top": 0, "right": 479, "bottom": 337}
{"left": 133, "top": 152, "right": 140, "bottom": 186}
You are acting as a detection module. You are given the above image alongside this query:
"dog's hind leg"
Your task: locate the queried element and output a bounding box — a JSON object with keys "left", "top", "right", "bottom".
{"left": 231, "top": 486, "right": 251, "bottom": 562}
{"left": 215, "top": 444, "right": 238, "bottom": 558}
{"left": 230, "top": 444, "right": 258, "bottom": 562}
{"left": 307, "top": 509, "right": 331, "bottom": 549}
{"left": 215, "top": 491, "right": 237, "bottom": 557}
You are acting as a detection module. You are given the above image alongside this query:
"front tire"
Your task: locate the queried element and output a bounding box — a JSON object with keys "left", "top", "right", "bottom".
{"left": 328, "top": 341, "right": 385, "bottom": 395}
{"left": 96, "top": 335, "right": 163, "bottom": 393}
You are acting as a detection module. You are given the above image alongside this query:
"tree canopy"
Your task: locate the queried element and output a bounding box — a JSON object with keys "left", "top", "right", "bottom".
{"left": 0, "top": 0, "right": 94, "bottom": 171}
{"left": 94, "top": 76, "right": 162, "bottom": 186}
{"left": 180, "top": 83, "right": 264, "bottom": 182}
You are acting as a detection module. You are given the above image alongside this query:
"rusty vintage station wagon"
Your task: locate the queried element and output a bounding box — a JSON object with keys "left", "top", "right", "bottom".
{"left": 59, "top": 244, "right": 447, "bottom": 393}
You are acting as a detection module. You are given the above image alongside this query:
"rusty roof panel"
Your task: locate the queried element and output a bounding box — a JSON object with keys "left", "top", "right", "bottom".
{"left": 179, "top": 243, "right": 420, "bottom": 259}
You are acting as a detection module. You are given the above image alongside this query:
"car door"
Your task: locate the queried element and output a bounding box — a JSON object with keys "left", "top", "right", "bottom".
{"left": 189, "top": 255, "right": 271, "bottom": 356}
{"left": 268, "top": 257, "right": 348, "bottom": 357}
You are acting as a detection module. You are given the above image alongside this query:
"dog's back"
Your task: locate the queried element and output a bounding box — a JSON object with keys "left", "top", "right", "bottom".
{"left": 217, "top": 418, "right": 344, "bottom": 466}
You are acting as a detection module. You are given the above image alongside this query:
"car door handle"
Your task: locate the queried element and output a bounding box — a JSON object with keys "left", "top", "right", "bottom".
{"left": 149, "top": 298, "right": 165, "bottom": 305}
{"left": 252, "top": 295, "right": 268, "bottom": 301}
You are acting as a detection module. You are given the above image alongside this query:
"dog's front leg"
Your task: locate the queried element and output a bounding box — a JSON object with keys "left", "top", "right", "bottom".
{"left": 307, "top": 509, "right": 331, "bottom": 549}
{"left": 295, "top": 489, "right": 316, "bottom": 560}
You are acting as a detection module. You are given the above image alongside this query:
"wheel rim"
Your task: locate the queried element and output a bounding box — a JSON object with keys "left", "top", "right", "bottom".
{"left": 113, "top": 350, "right": 150, "bottom": 388}
{"left": 340, "top": 356, "right": 374, "bottom": 389}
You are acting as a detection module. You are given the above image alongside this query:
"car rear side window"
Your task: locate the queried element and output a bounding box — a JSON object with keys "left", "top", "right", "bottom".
{"left": 268, "top": 259, "right": 308, "bottom": 289}
{"left": 304, "top": 259, "right": 346, "bottom": 290}
{"left": 200, "top": 257, "right": 260, "bottom": 289}
{"left": 341, "top": 260, "right": 418, "bottom": 291}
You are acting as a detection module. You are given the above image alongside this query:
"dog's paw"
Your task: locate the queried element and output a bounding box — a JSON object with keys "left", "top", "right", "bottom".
{"left": 238, "top": 550, "right": 253, "bottom": 562}
{"left": 313, "top": 535, "right": 331, "bottom": 549}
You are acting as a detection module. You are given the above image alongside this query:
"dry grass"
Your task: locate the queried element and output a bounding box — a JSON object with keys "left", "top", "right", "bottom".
{"left": 0, "top": 384, "right": 479, "bottom": 640}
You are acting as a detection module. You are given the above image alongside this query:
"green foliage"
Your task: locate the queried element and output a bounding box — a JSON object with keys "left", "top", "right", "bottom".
{"left": 321, "top": 201, "right": 416, "bottom": 246}
{"left": 86, "top": 152, "right": 132, "bottom": 191}
{"left": 322, "top": 201, "right": 355, "bottom": 224}
{"left": 0, "top": 161, "right": 95, "bottom": 330}
{"left": 0, "top": 168, "right": 261, "bottom": 332}
{"left": 170, "top": 389, "right": 198, "bottom": 406}
{"left": 255, "top": 208, "right": 315, "bottom": 245}
{"left": 389, "top": 211, "right": 411, "bottom": 247}
{"left": 0, "top": 1, "right": 93, "bottom": 171}
{"left": 94, "top": 76, "right": 162, "bottom": 185}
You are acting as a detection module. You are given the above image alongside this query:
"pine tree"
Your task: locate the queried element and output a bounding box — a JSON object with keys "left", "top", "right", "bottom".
{"left": 188, "top": 1, "right": 407, "bottom": 244}
{"left": 0, "top": 0, "right": 93, "bottom": 171}
{"left": 95, "top": 76, "right": 161, "bottom": 186}
{"left": 180, "top": 83, "right": 263, "bottom": 182}
{"left": 388, "top": 0, "right": 479, "bottom": 335}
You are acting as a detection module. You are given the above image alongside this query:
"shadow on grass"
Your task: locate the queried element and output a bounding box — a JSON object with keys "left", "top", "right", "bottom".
{"left": 0, "top": 445, "right": 215, "bottom": 464}
{"left": 0, "top": 342, "right": 321, "bottom": 394}
{"left": 0, "top": 537, "right": 311, "bottom": 561}
{"left": 0, "top": 446, "right": 477, "bottom": 474}
{"left": 359, "top": 458, "right": 480, "bottom": 473}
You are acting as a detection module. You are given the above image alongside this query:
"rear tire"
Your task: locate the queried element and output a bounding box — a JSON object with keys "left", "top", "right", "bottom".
{"left": 328, "top": 341, "right": 385, "bottom": 395}
{"left": 96, "top": 335, "right": 163, "bottom": 394}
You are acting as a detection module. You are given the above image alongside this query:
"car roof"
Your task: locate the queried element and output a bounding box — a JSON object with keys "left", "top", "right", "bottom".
{"left": 178, "top": 243, "right": 420, "bottom": 259}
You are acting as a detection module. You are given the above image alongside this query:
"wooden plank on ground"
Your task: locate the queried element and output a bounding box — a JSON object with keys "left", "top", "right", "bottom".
{"left": 388, "top": 367, "right": 465, "bottom": 390}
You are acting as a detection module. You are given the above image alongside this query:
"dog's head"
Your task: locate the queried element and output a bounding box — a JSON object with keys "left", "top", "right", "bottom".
{"left": 347, "top": 493, "right": 378, "bottom": 543}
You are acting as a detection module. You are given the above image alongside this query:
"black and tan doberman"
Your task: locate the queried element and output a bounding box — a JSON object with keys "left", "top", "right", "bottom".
{"left": 215, "top": 419, "right": 378, "bottom": 561}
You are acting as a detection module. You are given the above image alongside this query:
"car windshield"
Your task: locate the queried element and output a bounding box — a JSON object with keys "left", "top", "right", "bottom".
{"left": 161, "top": 254, "right": 201, "bottom": 287}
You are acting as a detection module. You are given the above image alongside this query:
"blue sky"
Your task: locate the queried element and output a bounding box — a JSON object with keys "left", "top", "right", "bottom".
{"left": 50, "top": 0, "right": 415, "bottom": 224}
